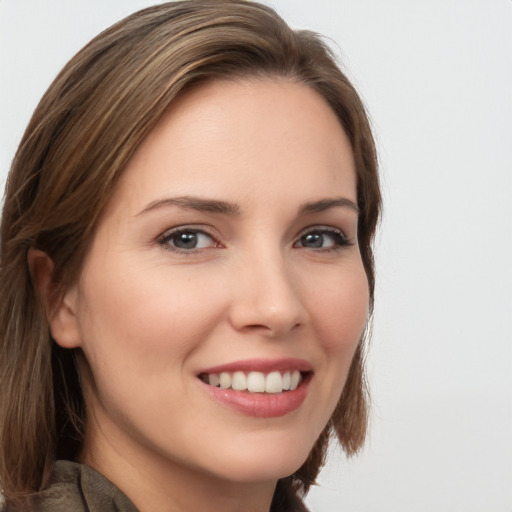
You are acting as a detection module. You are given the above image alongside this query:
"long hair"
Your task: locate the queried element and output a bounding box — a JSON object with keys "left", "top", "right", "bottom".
{"left": 0, "top": 1, "right": 380, "bottom": 509}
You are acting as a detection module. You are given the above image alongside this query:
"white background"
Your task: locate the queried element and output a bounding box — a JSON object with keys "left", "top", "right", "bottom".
{"left": 1, "top": 1, "right": 511, "bottom": 511}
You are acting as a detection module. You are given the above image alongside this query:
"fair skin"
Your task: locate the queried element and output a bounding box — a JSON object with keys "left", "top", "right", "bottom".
{"left": 36, "top": 78, "right": 369, "bottom": 512}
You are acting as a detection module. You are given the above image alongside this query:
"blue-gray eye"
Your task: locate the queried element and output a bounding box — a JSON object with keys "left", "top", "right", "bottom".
{"left": 296, "top": 229, "right": 347, "bottom": 249}
{"left": 162, "top": 230, "right": 215, "bottom": 250}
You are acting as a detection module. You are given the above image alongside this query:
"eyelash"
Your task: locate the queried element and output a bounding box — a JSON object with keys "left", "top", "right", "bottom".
{"left": 157, "top": 226, "right": 352, "bottom": 254}
{"left": 294, "top": 227, "right": 352, "bottom": 252}
{"left": 157, "top": 227, "right": 219, "bottom": 254}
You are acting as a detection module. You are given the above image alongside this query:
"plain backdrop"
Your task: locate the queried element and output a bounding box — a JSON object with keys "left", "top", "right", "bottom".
{"left": 1, "top": 1, "right": 511, "bottom": 511}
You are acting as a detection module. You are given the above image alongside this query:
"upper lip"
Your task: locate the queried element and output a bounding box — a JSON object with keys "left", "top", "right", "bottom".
{"left": 197, "top": 358, "right": 313, "bottom": 375}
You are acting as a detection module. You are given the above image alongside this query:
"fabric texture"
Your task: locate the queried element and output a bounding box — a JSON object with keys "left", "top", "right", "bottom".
{"left": 6, "top": 460, "right": 139, "bottom": 512}
{"left": 3, "top": 461, "right": 310, "bottom": 511}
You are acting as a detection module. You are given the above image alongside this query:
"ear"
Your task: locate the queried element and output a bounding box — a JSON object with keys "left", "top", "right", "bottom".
{"left": 27, "top": 248, "right": 82, "bottom": 349}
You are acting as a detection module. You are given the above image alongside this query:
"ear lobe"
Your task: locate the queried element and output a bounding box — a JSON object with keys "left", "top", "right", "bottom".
{"left": 27, "top": 248, "right": 82, "bottom": 349}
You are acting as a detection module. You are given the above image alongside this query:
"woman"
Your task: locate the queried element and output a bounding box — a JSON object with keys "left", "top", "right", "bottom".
{"left": 0, "top": 1, "right": 380, "bottom": 510}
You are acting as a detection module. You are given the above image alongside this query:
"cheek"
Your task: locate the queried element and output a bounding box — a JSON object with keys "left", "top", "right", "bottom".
{"left": 76, "top": 261, "right": 227, "bottom": 376}
{"left": 289, "top": 261, "right": 368, "bottom": 450}
{"left": 74, "top": 264, "right": 229, "bottom": 444}
{"left": 307, "top": 263, "right": 369, "bottom": 355}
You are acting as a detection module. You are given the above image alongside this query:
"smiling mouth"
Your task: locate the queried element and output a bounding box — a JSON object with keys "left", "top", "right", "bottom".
{"left": 198, "top": 370, "right": 311, "bottom": 394}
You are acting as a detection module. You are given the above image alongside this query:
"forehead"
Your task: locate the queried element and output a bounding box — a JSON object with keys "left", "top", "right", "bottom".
{"left": 110, "top": 78, "right": 356, "bottom": 215}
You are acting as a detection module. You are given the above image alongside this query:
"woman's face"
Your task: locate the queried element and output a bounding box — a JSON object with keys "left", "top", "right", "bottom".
{"left": 55, "top": 79, "right": 368, "bottom": 486}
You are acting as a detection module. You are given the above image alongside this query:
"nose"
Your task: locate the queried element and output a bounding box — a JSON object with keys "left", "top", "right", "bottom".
{"left": 228, "top": 249, "right": 308, "bottom": 338}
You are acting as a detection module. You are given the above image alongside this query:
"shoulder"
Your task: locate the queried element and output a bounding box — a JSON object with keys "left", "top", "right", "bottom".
{"left": 15, "top": 461, "right": 139, "bottom": 512}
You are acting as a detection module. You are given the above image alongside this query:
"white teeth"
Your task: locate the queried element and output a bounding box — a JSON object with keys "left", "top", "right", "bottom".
{"left": 282, "top": 371, "right": 291, "bottom": 390}
{"left": 247, "top": 371, "right": 266, "bottom": 392}
{"left": 265, "top": 371, "right": 283, "bottom": 393}
{"left": 219, "top": 372, "right": 232, "bottom": 389}
{"left": 290, "top": 370, "right": 301, "bottom": 391}
{"left": 231, "top": 371, "right": 247, "bottom": 391}
{"left": 208, "top": 373, "right": 220, "bottom": 387}
{"left": 204, "top": 369, "right": 305, "bottom": 393}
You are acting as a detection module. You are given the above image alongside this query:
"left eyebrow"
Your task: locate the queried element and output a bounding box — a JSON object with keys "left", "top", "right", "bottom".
{"left": 136, "top": 196, "right": 241, "bottom": 216}
{"left": 298, "top": 197, "right": 359, "bottom": 216}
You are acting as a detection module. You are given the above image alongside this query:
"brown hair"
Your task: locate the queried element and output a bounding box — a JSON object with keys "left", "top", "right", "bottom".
{"left": 0, "top": 1, "right": 380, "bottom": 509}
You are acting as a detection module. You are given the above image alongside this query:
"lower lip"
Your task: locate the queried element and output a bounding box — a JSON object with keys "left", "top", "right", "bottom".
{"left": 200, "top": 375, "right": 311, "bottom": 418}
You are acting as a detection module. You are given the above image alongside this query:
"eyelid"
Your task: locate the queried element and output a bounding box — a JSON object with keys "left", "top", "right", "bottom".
{"left": 157, "top": 225, "right": 222, "bottom": 252}
{"left": 294, "top": 225, "right": 353, "bottom": 249}
{"left": 296, "top": 224, "right": 348, "bottom": 238}
{"left": 155, "top": 224, "right": 353, "bottom": 254}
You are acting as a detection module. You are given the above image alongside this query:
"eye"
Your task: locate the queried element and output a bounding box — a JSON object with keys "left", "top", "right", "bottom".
{"left": 159, "top": 228, "right": 218, "bottom": 251}
{"left": 295, "top": 228, "right": 349, "bottom": 250}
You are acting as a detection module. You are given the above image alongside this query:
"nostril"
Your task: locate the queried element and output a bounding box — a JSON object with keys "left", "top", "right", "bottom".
{"left": 241, "top": 320, "right": 302, "bottom": 338}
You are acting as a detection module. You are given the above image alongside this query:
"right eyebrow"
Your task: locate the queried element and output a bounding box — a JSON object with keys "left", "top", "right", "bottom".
{"left": 298, "top": 197, "right": 359, "bottom": 216}
{"left": 136, "top": 195, "right": 241, "bottom": 217}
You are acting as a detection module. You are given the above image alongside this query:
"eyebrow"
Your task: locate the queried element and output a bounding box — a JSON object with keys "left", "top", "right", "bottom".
{"left": 137, "top": 195, "right": 358, "bottom": 217}
{"left": 298, "top": 197, "right": 359, "bottom": 216}
{"left": 137, "top": 196, "right": 241, "bottom": 216}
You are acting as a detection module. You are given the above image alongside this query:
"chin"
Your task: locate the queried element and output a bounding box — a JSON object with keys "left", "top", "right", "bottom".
{"left": 201, "top": 432, "right": 314, "bottom": 484}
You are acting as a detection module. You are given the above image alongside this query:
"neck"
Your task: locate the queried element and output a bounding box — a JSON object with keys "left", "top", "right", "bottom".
{"left": 79, "top": 413, "right": 277, "bottom": 512}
